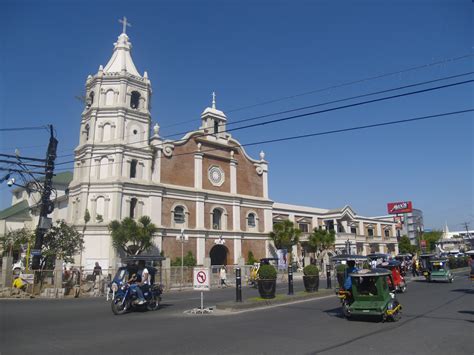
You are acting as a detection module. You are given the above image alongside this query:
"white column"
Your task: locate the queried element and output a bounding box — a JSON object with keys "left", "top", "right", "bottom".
{"left": 194, "top": 153, "right": 203, "bottom": 189}
{"left": 376, "top": 223, "right": 382, "bottom": 237}
{"left": 341, "top": 220, "right": 349, "bottom": 233}
{"left": 234, "top": 237, "right": 242, "bottom": 263}
{"left": 94, "top": 158, "right": 101, "bottom": 179}
{"left": 394, "top": 243, "right": 399, "bottom": 255}
{"left": 264, "top": 208, "right": 273, "bottom": 233}
{"left": 359, "top": 221, "right": 365, "bottom": 236}
{"left": 232, "top": 201, "right": 240, "bottom": 231}
{"left": 230, "top": 159, "right": 237, "bottom": 194}
{"left": 152, "top": 150, "right": 161, "bottom": 182}
{"left": 122, "top": 197, "right": 130, "bottom": 219}
{"left": 196, "top": 235, "right": 205, "bottom": 265}
{"left": 261, "top": 162, "right": 269, "bottom": 199}
{"left": 112, "top": 192, "right": 122, "bottom": 221}
{"left": 150, "top": 194, "right": 162, "bottom": 227}
{"left": 312, "top": 216, "right": 319, "bottom": 230}
{"left": 196, "top": 196, "right": 205, "bottom": 229}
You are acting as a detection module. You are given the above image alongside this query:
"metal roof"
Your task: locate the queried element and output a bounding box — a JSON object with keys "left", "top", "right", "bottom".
{"left": 349, "top": 268, "right": 391, "bottom": 277}
{"left": 0, "top": 200, "right": 29, "bottom": 220}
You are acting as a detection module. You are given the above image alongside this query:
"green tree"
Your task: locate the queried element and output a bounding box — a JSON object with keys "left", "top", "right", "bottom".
{"left": 302, "top": 227, "right": 336, "bottom": 264}
{"left": 421, "top": 230, "right": 442, "bottom": 252}
{"left": 108, "top": 216, "right": 157, "bottom": 255}
{"left": 270, "top": 220, "right": 301, "bottom": 261}
{"left": 41, "top": 220, "right": 84, "bottom": 269}
{"left": 0, "top": 228, "right": 34, "bottom": 257}
{"left": 246, "top": 251, "right": 257, "bottom": 265}
{"left": 171, "top": 251, "right": 196, "bottom": 267}
{"left": 398, "top": 235, "right": 415, "bottom": 254}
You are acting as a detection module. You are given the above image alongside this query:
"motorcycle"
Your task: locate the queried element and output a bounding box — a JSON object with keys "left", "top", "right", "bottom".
{"left": 110, "top": 255, "right": 166, "bottom": 315}
{"left": 111, "top": 281, "right": 163, "bottom": 315}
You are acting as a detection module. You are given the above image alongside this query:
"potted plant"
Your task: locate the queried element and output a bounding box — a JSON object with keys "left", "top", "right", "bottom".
{"left": 335, "top": 263, "right": 347, "bottom": 288}
{"left": 303, "top": 264, "right": 319, "bottom": 292}
{"left": 257, "top": 264, "right": 277, "bottom": 299}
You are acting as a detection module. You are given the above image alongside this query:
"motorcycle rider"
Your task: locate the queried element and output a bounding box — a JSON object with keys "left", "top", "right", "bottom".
{"left": 343, "top": 260, "right": 358, "bottom": 291}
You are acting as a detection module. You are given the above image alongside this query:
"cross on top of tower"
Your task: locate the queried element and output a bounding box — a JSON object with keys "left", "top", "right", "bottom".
{"left": 119, "top": 16, "right": 132, "bottom": 34}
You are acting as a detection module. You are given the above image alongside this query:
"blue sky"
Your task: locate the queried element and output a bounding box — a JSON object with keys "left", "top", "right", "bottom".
{"left": 1, "top": 0, "right": 472, "bottom": 231}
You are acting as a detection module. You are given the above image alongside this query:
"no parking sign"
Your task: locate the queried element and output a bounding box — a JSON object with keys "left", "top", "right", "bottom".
{"left": 193, "top": 267, "right": 210, "bottom": 291}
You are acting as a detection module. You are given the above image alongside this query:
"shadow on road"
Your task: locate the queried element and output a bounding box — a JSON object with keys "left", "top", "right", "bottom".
{"left": 451, "top": 288, "right": 474, "bottom": 294}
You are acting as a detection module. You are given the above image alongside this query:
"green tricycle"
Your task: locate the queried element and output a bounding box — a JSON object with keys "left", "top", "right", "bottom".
{"left": 423, "top": 258, "right": 454, "bottom": 283}
{"left": 342, "top": 268, "right": 402, "bottom": 322}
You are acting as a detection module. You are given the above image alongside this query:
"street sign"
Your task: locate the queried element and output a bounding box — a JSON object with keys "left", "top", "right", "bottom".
{"left": 31, "top": 249, "right": 42, "bottom": 256}
{"left": 193, "top": 267, "right": 210, "bottom": 291}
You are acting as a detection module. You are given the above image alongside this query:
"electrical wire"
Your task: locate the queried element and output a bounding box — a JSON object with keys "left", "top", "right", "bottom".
{"left": 160, "top": 53, "right": 474, "bottom": 128}
{"left": 54, "top": 77, "right": 474, "bottom": 168}
{"left": 53, "top": 108, "right": 473, "bottom": 172}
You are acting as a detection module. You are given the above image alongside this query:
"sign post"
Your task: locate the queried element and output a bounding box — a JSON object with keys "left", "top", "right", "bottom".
{"left": 190, "top": 267, "right": 212, "bottom": 314}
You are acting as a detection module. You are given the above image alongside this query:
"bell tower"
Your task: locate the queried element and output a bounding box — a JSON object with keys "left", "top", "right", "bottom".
{"left": 70, "top": 17, "right": 154, "bottom": 228}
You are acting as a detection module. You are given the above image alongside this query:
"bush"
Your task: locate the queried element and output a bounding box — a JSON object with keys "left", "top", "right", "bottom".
{"left": 448, "top": 256, "right": 456, "bottom": 269}
{"left": 303, "top": 264, "right": 319, "bottom": 276}
{"left": 246, "top": 251, "right": 257, "bottom": 265}
{"left": 258, "top": 264, "right": 277, "bottom": 279}
{"left": 171, "top": 251, "right": 196, "bottom": 267}
{"left": 362, "top": 262, "right": 370, "bottom": 269}
{"left": 335, "top": 264, "right": 347, "bottom": 273}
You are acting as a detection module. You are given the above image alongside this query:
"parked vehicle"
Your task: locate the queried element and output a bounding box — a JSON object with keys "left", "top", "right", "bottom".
{"left": 342, "top": 268, "right": 401, "bottom": 322}
{"left": 110, "top": 255, "right": 165, "bottom": 315}
{"left": 423, "top": 258, "right": 454, "bottom": 283}
{"left": 378, "top": 260, "right": 407, "bottom": 293}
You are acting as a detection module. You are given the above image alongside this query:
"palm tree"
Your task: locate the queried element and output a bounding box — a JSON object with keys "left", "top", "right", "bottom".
{"left": 108, "top": 216, "right": 157, "bottom": 255}
{"left": 270, "top": 220, "right": 301, "bottom": 262}
{"left": 309, "top": 226, "right": 336, "bottom": 266}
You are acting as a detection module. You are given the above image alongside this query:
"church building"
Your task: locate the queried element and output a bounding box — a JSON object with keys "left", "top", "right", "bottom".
{"left": 0, "top": 25, "right": 399, "bottom": 270}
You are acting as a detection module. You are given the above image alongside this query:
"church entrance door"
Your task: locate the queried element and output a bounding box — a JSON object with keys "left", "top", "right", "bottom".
{"left": 210, "top": 245, "right": 228, "bottom": 265}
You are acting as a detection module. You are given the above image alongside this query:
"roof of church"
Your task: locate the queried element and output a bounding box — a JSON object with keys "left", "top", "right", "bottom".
{"left": 103, "top": 32, "right": 141, "bottom": 77}
{"left": 0, "top": 200, "right": 29, "bottom": 220}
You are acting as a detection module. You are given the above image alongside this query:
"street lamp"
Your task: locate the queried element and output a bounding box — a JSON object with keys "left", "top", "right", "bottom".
{"left": 176, "top": 228, "right": 188, "bottom": 290}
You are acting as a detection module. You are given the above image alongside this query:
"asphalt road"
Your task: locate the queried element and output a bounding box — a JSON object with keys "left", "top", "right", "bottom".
{"left": 1, "top": 272, "right": 472, "bottom": 355}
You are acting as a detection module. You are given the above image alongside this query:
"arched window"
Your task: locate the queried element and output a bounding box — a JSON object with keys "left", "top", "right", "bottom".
{"left": 102, "top": 123, "right": 112, "bottom": 142}
{"left": 84, "top": 124, "right": 90, "bottom": 141}
{"left": 96, "top": 196, "right": 105, "bottom": 219}
{"left": 173, "top": 206, "right": 185, "bottom": 224}
{"left": 247, "top": 213, "right": 256, "bottom": 228}
{"left": 214, "top": 120, "right": 219, "bottom": 134}
{"left": 87, "top": 91, "right": 94, "bottom": 107}
{"left": 130, "top": 198, "right": 138, "bottom": 218}
{"left": 130, "top": 91, "right": 140, "bottom": 109}
{"left": 105, "top": 89, "right": 115, "bottom": 105}
{"left": 99, "top": 157, "right": 108, "bottom": 179}
{"left": 130, "top": 159, "right": 138, "bottom": 178}
{"left": 212, "top": 209, "right": 222, "bottom": 230}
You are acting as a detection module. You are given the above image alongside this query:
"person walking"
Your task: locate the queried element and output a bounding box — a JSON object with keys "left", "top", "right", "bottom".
{"left": 219, "top": 266, "right": 228, "bottom": 288}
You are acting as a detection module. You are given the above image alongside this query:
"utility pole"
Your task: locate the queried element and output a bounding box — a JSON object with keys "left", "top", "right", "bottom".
{"left": 31, "top": 125, "right": 58, "bottom": 270}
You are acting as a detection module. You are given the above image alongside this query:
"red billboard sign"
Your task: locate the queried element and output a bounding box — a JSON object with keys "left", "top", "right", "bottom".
{"left": 387, "top": 201, "right": 413, "bottom": 214}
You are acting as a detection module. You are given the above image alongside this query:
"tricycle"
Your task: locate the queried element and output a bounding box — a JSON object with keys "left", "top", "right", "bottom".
{"left": 110, "top": 255, "right": 165, "bottom": 315}
{"left": 342, "top": 268, "right": 402, "bottom": 322}
{"left": 378, "top": 260, "right": 407, "bottom": 293}
{"left": 423, "top": 258, "right": 453, "bottom": 283}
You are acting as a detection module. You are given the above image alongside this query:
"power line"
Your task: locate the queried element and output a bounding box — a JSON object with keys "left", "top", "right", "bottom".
{"left": 165, "top": 72, "right": 473, "bottom": 139}
{"left": 160, "top": 53, "right": 474, "bottom": 128}
{"left": 54, "top": 77, "right": 474, "bottom": 167}
{"left": 0, "top": 126, "right": 49, "bottom": 132}
{"left": 54, "top": 108, "right": 472, "bottom": 172}
{"left": 31, "top": 69, "right": 474, "bottom": 158}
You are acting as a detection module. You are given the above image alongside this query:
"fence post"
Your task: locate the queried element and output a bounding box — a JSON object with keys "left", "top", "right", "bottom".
{"left": 1, "top": 256, "right": 13, "bottom": 288}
